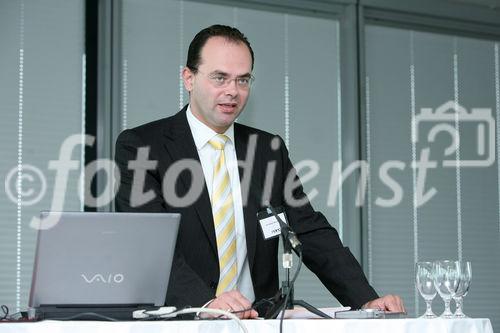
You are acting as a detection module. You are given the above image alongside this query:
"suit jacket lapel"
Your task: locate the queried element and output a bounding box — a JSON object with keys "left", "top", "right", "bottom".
{"left": 163, "top": 108, "right": 217, "bottom": 256}
{"left": 234, "top": 124, "right": 259, "bottom": 270}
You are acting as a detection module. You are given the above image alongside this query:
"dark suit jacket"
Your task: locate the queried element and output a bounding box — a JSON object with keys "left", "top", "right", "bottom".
{"left": 114, "top": 106, "right": 378, "bottom": 312}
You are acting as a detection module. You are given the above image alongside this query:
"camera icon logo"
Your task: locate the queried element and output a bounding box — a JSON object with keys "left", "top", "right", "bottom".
{"left": 413, "top": 100, "right": 495, "bottom": 168}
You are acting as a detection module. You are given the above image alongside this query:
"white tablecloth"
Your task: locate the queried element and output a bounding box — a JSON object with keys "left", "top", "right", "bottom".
{"left": 0, "top": 318, "right": 494, "bottom": 333}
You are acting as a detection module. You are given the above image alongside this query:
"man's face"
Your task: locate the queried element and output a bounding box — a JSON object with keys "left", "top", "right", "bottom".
{"left": 183, "top": 36, "right": 253, "bottom": 133}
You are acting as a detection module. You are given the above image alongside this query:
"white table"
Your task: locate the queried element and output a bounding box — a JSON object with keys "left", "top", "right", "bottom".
{"left": 0, "top": 318, "right": 494, "bottom": 333}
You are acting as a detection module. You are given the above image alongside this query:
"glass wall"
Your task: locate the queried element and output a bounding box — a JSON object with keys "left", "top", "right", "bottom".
{"left": 364, "top": 24, "right": 500, "bottom": 325}
{"left": 0, "top": 0, "right": 85, "bottom": 312}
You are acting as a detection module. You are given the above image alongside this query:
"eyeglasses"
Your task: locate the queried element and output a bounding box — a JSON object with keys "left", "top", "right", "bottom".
{"left": 196, "top": 70, "right": 255, "bottom": 89}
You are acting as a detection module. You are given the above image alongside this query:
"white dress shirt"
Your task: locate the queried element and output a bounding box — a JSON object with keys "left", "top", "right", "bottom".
{"left": 186, "top": 106, "right": 255, "bottom": 303}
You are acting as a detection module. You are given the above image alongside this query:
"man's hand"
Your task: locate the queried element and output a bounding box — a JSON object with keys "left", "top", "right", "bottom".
{"left": 362, "top": 294, "right": 406, "bottom": 313}
{"left": 207, "top": 290, "right": 258, "bottom": 319}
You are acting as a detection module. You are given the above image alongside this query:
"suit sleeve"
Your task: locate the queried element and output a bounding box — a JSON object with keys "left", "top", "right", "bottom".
{"left": 114, "top": 129, "right": 214, "bottom": 308}
{"left": 276, "top": 136, "right": 379, "bottom": 309}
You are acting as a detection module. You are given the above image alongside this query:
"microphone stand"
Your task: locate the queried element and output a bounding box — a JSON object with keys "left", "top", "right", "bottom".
{"left": 265, "top": 206, "right": 331, "bottom": 319}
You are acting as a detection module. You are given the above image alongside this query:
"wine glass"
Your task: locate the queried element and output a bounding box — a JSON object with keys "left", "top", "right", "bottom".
{"left": 453, "top": 261, "right": 472, "bottom": 318}
{"left": 433, "top": 260, "right": 460, "bottom": 319}
{"left": 415, "top": 261, "right": 437, "bottom": 318}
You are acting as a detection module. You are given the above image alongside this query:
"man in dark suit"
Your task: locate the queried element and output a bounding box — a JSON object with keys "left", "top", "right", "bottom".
{"left": 115, "top": 25, "right": 404, "bottom": 318}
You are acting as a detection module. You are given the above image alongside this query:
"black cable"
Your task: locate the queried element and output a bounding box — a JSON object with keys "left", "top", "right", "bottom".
{"left": 251, "top": 297, "right": 275, "bottom": 310}
{"left": 290, "top": 251, "right": 303, "bottom": 290}
{"left": 223, "top": 297, "right": 275, "bottom": 318}
{"left": 279, "top": 250, "right": 303, "bottom": 333}
{"left": 0, "top": 306, "right": 25, "bottom": 322}
{"left": 136, "top": 315, "right": 180, "bottom": 321}
{"left": 197, "top": 298, "right": 275, "bottom": 320}
{"left": 265, "top": 205, "right": 305, "bottom": 333}
{"left": 1, "top": 305, "right": 8, "bottom": 321}
{"left": 50, "top": 312, "right": 118, "bottom": 321}
{"left": 279, "top": 292, "right": 289, "bottom": 333}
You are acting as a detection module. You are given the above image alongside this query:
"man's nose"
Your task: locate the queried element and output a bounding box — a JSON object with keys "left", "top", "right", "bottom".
{"left": 224, "top": 79, "right": 239, "bottom": 96}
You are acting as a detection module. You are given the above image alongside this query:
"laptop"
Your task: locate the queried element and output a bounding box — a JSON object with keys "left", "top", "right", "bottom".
{"left": 28, "top": 211, "right": 180, "bottom": 320}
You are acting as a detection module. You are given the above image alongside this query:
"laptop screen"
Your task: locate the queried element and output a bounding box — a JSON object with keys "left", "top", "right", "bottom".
{"left": 29, "top": 212, "right": 180, "bottom": 308}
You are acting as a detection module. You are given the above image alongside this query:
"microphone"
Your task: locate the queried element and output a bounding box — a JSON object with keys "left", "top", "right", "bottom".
{"left": 266, "top": 205, "right": 302, "bottom": 253}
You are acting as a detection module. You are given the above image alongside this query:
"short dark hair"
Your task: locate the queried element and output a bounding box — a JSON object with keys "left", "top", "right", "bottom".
{"left": 186, "top": 24, "right": 254, "bottom": 73}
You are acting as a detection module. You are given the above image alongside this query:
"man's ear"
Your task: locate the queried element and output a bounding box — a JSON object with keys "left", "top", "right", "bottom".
{"left": 182, "top": 67, "right": 194, "bottom": 92}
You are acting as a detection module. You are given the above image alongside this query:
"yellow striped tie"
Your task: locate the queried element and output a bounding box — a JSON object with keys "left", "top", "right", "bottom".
{"left": 209, "top": 134, "right": 238, "bottom": 296}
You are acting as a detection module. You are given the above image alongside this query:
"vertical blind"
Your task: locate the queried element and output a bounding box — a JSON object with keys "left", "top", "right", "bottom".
{"left": 119, "top": 0, "right": 343, "bottom": 307}
{"left": 364, "top": 24, "right": 500, "bottom": 327}
{"left": 0, "top": 0, "right": 85, "bottom": 312}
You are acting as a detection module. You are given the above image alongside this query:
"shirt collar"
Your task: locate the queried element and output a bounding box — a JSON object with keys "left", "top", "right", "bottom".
{"left": 186, "top": 105, "right": 235, "bottom": 150}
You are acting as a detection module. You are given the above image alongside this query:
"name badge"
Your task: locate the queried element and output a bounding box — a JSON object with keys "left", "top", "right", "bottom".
{"left": 257, "top": 207, "right": 288, "bottom": 240}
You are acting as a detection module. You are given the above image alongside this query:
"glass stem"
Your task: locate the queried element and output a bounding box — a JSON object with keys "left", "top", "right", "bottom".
{"left": 444, "top": 299, "right": 452, "bottom": 315}
{"left": 425, "top": 300, "right": 433, "bottom": 315}
{"left": 455, "top": 297, "right": 464, "bottom": 315}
